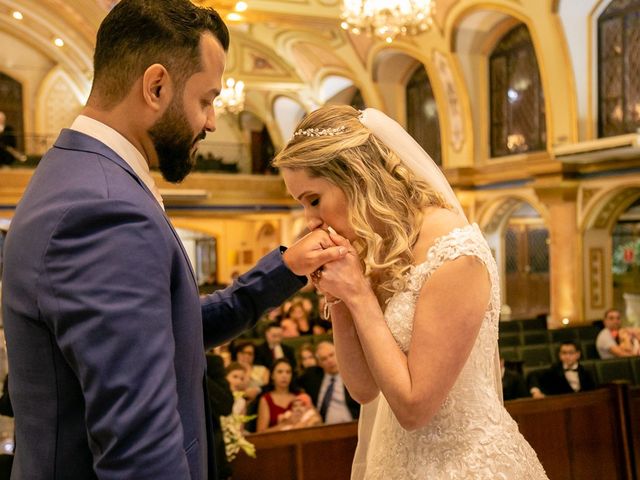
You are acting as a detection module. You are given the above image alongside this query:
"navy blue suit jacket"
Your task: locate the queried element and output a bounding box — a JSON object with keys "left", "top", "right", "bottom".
{"left": 1, "top": 129, "right": 305, "bottom": 479}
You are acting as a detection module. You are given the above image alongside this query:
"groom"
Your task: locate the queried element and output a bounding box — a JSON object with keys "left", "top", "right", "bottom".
{"left": 1, "top": 1, "right": 344, "bottom": 479}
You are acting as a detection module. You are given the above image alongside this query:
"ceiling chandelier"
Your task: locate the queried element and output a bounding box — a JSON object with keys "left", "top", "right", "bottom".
{"left": 213, "top": 78, "right": 245, "bottom": 115}
{"left": 340, "top": 0, "right": 436, "bottom": 43}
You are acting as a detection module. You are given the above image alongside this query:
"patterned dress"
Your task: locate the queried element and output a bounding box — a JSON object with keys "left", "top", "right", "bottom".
{"left": 353, "top": 224, "right": 548, "bottom": 480}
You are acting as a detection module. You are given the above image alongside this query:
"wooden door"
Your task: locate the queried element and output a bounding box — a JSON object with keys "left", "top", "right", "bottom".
{"left": 505, "top": 222, "right": 550, "bottom": 319}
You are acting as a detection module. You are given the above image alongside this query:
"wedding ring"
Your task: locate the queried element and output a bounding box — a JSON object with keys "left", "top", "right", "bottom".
{"left": 311, "top": 268, "right": 323, "bottom": 281}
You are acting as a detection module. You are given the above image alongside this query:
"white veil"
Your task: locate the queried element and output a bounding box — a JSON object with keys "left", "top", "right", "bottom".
{"left": 359, "top": 108, "right": 465, "bottom": 217}
{"left": 350, "top": 108, "right": 504, "bottom": 479}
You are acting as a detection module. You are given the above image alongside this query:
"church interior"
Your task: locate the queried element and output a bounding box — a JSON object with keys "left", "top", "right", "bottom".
{"left": 1, "top": 0, "right": 640, "bottom": 478}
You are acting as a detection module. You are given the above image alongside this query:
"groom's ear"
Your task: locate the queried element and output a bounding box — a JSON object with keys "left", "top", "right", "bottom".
{"left": 142, "top": 64, "right": 173, "bottom": 114}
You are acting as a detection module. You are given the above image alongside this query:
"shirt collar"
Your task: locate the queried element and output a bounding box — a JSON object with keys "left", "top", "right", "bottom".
{"left": 69, "top": 115, "right": 164, "bottom": 210}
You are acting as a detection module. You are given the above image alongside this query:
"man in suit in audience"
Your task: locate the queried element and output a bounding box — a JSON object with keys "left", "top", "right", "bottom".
{"left": 0, "top": 1, "right": 346, "bottom": 478}
{"left": 529, "top": 341, "right": 596, "bottom": 398}
{"left": 299, "top": 341, "right": 359, "bottom": 424}
{"left": 254, "top": 321, "right": 297, "bottom": 371}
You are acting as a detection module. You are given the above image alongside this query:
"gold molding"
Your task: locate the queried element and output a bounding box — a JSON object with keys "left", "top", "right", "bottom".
{"left": 589, "top": 247, "right": 605, "bottom": 309}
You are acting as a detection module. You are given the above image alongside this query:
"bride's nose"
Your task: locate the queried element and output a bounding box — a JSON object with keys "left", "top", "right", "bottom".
{"left": 306, "top": 215, "right": 324, "bottom": 232}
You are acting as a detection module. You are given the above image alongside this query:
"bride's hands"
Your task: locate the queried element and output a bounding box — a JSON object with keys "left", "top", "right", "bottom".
{"left": 311, "top": 227, "right": 373, "bottom": 305}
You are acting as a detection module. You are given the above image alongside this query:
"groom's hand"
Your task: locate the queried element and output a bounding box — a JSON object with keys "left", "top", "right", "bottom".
{"left": 282, "top": 229, "right": 347, "bottom": 276}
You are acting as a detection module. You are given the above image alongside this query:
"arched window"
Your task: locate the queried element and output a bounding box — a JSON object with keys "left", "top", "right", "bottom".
{"left": 406, "top": 65, "right": 442, "bottom": 166}
{"left": 598, "top": 0, "right": 640, "bottom": 137}
{"left": 489, "top": 24, "right": 546, "bottom": 157}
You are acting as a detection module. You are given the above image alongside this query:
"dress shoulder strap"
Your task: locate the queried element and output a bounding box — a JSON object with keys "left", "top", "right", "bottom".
{"left": 405, "top": 223, "right": 496, "bottom": 293}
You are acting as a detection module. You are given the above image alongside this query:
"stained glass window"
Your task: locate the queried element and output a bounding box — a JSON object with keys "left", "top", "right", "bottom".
{"left": 489, "top": 24, "right": 546, "bottom": 157}
{"left": 598, "top": 0, "right": 640, "bottom": 137}
{"left": 406, "top": 65, "right": 442, "bottom": 166}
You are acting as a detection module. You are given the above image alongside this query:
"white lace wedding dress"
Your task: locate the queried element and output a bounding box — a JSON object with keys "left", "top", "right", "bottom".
{"left": 352, "top": 224, "right": 548, "bottom": 480}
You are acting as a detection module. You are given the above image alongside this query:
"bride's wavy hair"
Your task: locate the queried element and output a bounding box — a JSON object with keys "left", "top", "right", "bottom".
{"left": 273, "top": 105, "right": 449, "bottom": 295}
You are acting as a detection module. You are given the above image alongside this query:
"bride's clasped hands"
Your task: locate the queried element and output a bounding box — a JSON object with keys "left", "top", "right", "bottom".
{"left": 310, "top": 227, "right": 375, "bottom": 314}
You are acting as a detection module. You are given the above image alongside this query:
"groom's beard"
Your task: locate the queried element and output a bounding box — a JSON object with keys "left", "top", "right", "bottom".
{"left": 149, "top": 101, "right": 205, "bottom": 183}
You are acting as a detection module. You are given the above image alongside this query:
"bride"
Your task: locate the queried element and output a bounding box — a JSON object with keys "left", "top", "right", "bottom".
{"left": 273, "top": 105, "right": 548, "bottom": 479}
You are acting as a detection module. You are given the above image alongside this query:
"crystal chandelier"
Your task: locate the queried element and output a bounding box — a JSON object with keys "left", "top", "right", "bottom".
{"left": 340, "top": 0, "right": 435, "bottom": 43}
{"left": 213, "top": 78, "right": 245, "bottom": 115}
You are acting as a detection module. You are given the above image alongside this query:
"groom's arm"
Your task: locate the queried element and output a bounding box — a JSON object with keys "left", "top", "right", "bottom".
{"left": 201, "top": 229, "right": 347, "bottom": 348}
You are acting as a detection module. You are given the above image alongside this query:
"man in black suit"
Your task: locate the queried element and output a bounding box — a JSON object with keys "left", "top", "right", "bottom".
{"left": 254, "top": 321, "right": 296, "bottom": 371}
{"left": 299, "top": 341, "right": 359, "bottom": 423}
{"left": 529, "top": 341, "right": 596, "bottom": 397}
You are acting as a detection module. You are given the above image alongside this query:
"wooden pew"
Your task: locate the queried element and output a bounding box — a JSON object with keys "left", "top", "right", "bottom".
{"left": 507, "top": 382, "right": 635, "bottom": 480}
{"left": 629, "top": 386, "right": 640, "bottom": 479}
{"left": 231, "top": 421, "right": 358, "bottom": 480}
{"left": 232, "top": 384, "right": 636, "bottom": 480}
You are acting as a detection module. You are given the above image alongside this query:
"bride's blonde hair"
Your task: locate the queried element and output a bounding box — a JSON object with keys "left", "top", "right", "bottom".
{"left": 273, "top": 105, "right": 449, "bottom": 295}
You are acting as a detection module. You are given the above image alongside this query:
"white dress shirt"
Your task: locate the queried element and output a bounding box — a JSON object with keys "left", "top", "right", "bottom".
{"left": 318, "top": 373, "right": 353, "bottom": 425}
{"left": 70, "top": 115, "right": 164, "bottom": 210}
{"left": 563, "top": 363, "right": 580, "bottom": 392}
{"left": 270, "top": 343, "right": 284, "bottom": 360}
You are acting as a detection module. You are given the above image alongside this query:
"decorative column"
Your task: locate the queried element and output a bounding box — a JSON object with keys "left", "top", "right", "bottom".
{"left": 534, "top": 180, "right": 582, "bottom": 328}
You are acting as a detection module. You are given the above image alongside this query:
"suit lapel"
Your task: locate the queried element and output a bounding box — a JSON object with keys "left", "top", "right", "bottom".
{"left": 54, "top": 129, "right": 198, "bottom": 287}
{"left": 161, "top": 216, "right": 198, "bottom": 287}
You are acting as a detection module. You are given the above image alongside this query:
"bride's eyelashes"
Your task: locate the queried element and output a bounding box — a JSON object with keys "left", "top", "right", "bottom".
{"left": 310, "top": 198, "right": 319, "bottom": 207}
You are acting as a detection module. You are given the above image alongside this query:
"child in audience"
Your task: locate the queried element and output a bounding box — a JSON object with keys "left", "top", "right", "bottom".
{"left": 225, "top": 362, "right": 249, "bottom": 415}
{"left": 278, "top": 393, "right": 322, "bottom": 430}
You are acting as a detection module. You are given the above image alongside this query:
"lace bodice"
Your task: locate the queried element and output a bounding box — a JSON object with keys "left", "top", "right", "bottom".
{"left": 353, "top": 224, "right": 548, "bottom": 480}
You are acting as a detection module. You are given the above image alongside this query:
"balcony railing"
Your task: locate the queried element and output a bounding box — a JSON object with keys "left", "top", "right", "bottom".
{"left": 4, "top": 134, "right": 253, "bottom": 174}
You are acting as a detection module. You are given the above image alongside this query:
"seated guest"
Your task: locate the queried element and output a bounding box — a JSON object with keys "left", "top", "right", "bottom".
{"left": 501, "top": 358, "right": 529, "bottom": 400}
{"left": 254, "top": 322, "right": 297, "bottom": 371}
{"left": 529, "top": 341, "right": 596, "bottom": 398}
{"left": 298, "top": 341, "right": 359, "bottom": 424}
{"left": 618, "top": 328, "right": 640, "bottom": 356}
{"left": 296, "top": 343, "right": 317, "bottom": 376}
{"left": 232, "top": 340, "right": 269, "bottom": 401}
{"left": 286, "top": 299, "right": 314, "bottom": 336}
{"left": 278, "top": 393, "right": 322, "bottom": 430}
{"left": 225, "top": 362, "right": 249, "bottom": 416}
{"left": 205, "top": 354, "right": 234, "bottom": 480}
{"left": 280, "top": 317, "right": 301, "bottom": 338}
{"left": 596, "top": 309, "right": 640, "bottom": 358}
{"left": 256, "top": 359, "right": 299, "bottom": 432}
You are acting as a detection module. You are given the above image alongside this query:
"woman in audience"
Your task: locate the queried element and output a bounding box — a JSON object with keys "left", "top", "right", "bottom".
{"left": 296, "top": 343, "right": 317, "bottom": 375}
{"left": 233, "top": 340, "right": 268, "bottom": 401}
{"left": 256, "top": 359, "right": 299, "bottom": 432}
{"left": 280, "top": 316, "right": 301, "bottom": 338}
{"left": 287, "top": 300, "right": 314, "bottom": 336}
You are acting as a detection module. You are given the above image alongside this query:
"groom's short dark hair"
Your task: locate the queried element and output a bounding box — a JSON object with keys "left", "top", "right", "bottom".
{"left": 91, "top": 0, "right": 229, "bottom": 107}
